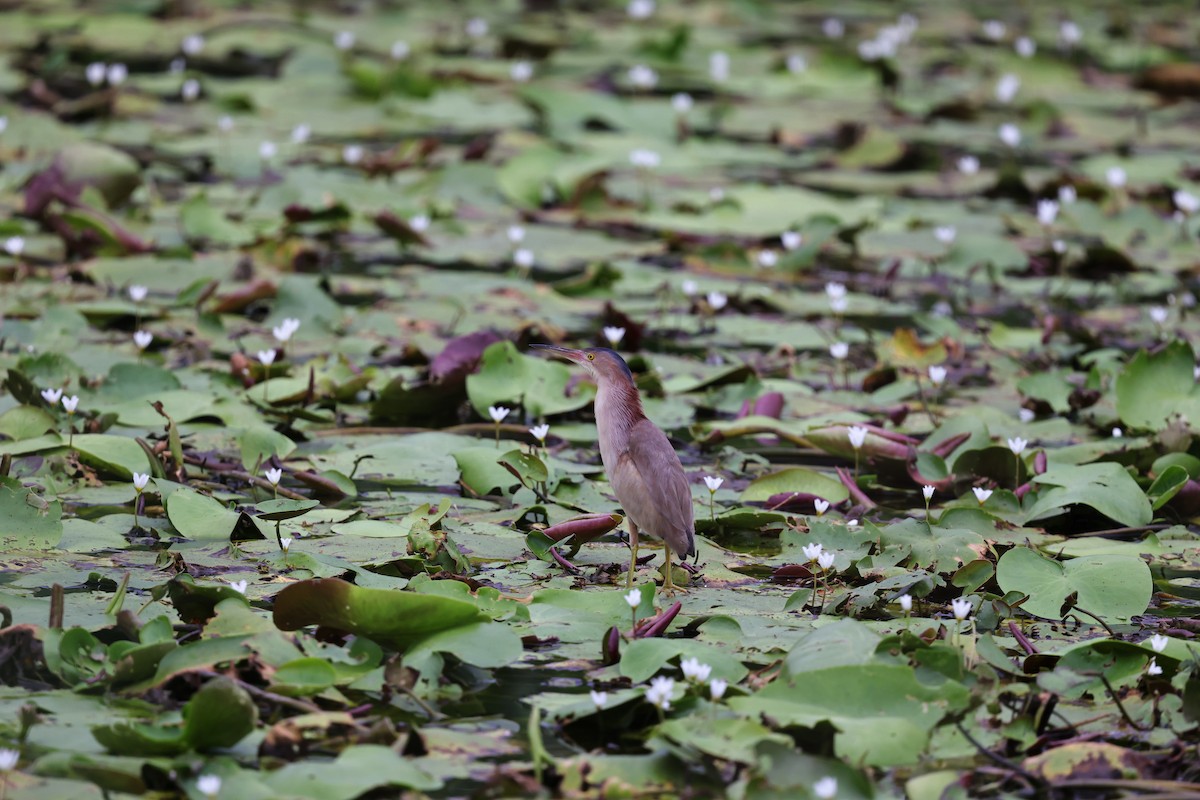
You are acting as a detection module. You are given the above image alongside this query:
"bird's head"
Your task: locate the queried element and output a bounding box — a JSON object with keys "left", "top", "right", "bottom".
{"left": 531, "top": 344, "right": 634, "bottom": 386}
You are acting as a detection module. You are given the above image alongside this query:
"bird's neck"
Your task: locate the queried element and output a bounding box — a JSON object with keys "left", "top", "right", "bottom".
{"left": 595, "top": 379, "right": 645, "bottom": 466}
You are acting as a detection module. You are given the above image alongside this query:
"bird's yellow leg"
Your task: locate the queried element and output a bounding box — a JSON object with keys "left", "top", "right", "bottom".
{"left": 663, "top": 547, "right": 676, "bottom": 595}
{"left": 626, "top": 522, "right": 639, "bottom": 589}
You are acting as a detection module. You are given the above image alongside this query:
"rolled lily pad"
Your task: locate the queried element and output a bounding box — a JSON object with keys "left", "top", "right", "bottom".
{"left": 255, "top": 498, "right": 321, "bottom": 521}
{"left": 273, "top": 578, "right": 488, "bottom": 648}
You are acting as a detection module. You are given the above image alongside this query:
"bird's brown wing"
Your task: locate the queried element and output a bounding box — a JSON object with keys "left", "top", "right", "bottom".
{"left": 609, "top": 418, "right": 695, "bottom": 558}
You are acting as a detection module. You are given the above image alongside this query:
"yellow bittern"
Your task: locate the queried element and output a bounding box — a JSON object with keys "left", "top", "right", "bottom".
{"left": 531, "top": 345, "right": 695, "bottom": 592}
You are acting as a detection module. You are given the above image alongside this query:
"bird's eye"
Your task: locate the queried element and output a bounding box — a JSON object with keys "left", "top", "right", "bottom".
{"left": 586, "top": 353, "right": 595, "bottom": 361}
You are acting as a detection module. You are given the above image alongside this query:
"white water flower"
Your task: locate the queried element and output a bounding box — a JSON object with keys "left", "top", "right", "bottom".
{"left": 709, "top": 678, "right": 728, "bottom": 700}
{"left": 781, "top": 230, "right": 802, "bottom": 250}
{"left": 645, "top": 675, "right": 674, "bottom": 710}
{"left": 1174, "top": 190, "right": 1200, "bottom": 215}
{"left": 899, "top": 593, "right": 913, "bottom": 611}
{"left": 801, "top": 542, "right": 824, "bottom": 561}
{"left": 817, "top": 550, "right": 836, "bottom": 571}
{"left": 86, "top": 62, "right": 106, "bottom": 86}
{"left": 181, "top": 34, "right": 204, "bottom": 55}
{"left": 530, "top": 424, "right": 550, "bottom": 443}
{"left": 681, "top": 279, "right": 698, "bottom": 297}
{"left": 934, "top": 226, "right": 956, "bottom": 245}
{"left": 513, "top": 248, "right": 535, "bottom": 269}
{"left": 825, "top": 281, "right": 846, "bottom": 299}
{"left": 1147, "top": 658, "right": 1163, "bottom": 676}
{"left": 756, "top": 249, "right": 778, "bottom": 268}
{"left": 280, "top": 536, "right": 293, "bottom": 553}
{"left": 217, "top": 115, "right": 234, "bottom": 132}
{"left": 829, "top": 341, "right": 849, "bottom": 360}
{"left": 334, "top": 30, "right": 355, "bottom": 51}
{"left": 41, "top": 388, "right": 63, "bottom": 405}
{"left": 4, "top": 236, "right": 25, "bottom": 256}
{"left": 265, "top": 468, "right": 282, "bottom": 486}
{"left": 0, "top": 116, "right": 7, "bottom": 134}
{"left": 258, "top": 140, "right": 277, "bottom": 160}
{"left": 1058, "top": 185, "right": 1077, "bottom": 204}
{"left": 133, "top": 330, "right": 153, "bottom": 350}
{"left": 709, "top": 51, "right": 730, "bottom": 82}
{"left": 465, "top": 17, "right": 489, "bottom": 38}
{"left": 972, "top": 487, "right": 993, "bottom": 504}
{"left": 624, "top": 589, "right": 642, "bottom": 609}
{"left": 995, "top": 73, "right": 1020, "bottom": 103}
{"left": 0, "top": 749, "right": 18, "bottom": 771}
{"left": 391, "top": 40, "right": 410, "bottom": 60}
{"left": 1037, "top": 199, "right": 1059, "bottom": 226}
{"left": 273, "top": 318, "right": 301, "bottom": 342}
{"left": 680, "top": 657, "right": 712, "bottom": 682}
{"left": 1112, "top": 427, "right": 1123, "bottom": 438}
{"left": 998, "top": 123, "right": 1021, "bottom": 147}
{"left": 814, "top": 776, "right": 838, "bottom": 800}
{"left": 257, "top": 349, "right": 276, "bottom": 366}
{"left": 786, "top": 53, "right": 807, "bottom": 74}
{"left": 813, "top": 498, "right": 830, "bottom": 516}
{"left": 707, "top": 291, "right": 727, "bottom": 310}
{"left": 61, "top": 395, "right": 79, "bottom": 413}
{"left": 1019, "top": 408, "right": 1036, "bottom": 423}
{"left": 950, "top": 597, "right": 973, "bottom": 620}
{"left": 1149, "top": 306, "right": 1168, "bottom": 324}
{"left": 628, "top": 64, "right": 658, "bottom": 89}
{"left": 169, "top": 57, "right": 186, "bottom": 74}
{"left": 923, "top": 485, "right": 935, "bottom": 501}
{"left": 1015, "top": 36, "right": 1036, "bottom": 57}
{"left": 1007, "top": 436, "right": 1028, "bottom": 455}
{"left": 627, "top": 0, "right": 655, "bottom": 19}
{"left": 671, "top": 92, "right": 693, "bottom": 114}
{"left": 1149, "top": 634, "right": 1169, "bottom": 653}
{"left": 629, "top": 149, "right": 661, "bottom": 169}
{"left": 132, "top": 473, "right": 150, "bottom": 491}
{"left": 506, "top": 224, "right": 526, "bottom": 243}
{"left": 181, "top": 79, "right": 200, "bottom": 102}
{"left": 197, "top": 774, "right": 221, "bottom": 798}
{"left": 822, "top": 18, "right": 844, "bottom": 39}
{"left": 511, "top": 61, "right": 533, "bottom": 82}
{"left": 847, "top": 426, "right": 868, "bottom": 450}
{"left": 106, "top": 63, "right": 128, "bottom": 86}
{"left": 703, "top": 475, "right": 724, "bottom": 492}
{"left": 343, "top": 145, "right": 364, "bottom": 164}
{"left": 1059, "top": 20, "right": 1081, "bottom": 47}
{"left": 603, "top": 326, "right": 626, "bottom": 346}
{"left": 291, "top": 123, "right": 311, "bottom": 144}
{"left": 1106, "top": 166, "right": 1127, "bottom": 188}
{"left": 488, "top": 406, "right": 511, "bottom": 423}
{"left": 928, "top": 365, "right": 947, "bottom": 386}
{"left": 981, "top": 20, "right": 1006, "bottom": 41}
{"left": 230, "top": 580, "right": 248, "bottom": 594}
{"left": 409, "top": 213, "right": 431, "bottom": 232}
{"left": 958, "top": 155, "right": 980, "bottom": 174}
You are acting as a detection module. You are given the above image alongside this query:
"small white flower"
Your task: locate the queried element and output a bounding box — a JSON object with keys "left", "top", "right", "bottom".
{"left": 259, "top": 140, "right": 277, "bottom": 160}
{"left": 928, "top": 365, "right": 947, "bottom": 386}
{"left": 181, "top": 79, "right": 201, "bottom": 102}
{"left": 257, "top": 349, "right": 276, "bottom": 366}
{"left": 1037, "top": 199, "right": 1059, "bottom": 226}
{"left": 1015, "top": 36, "right": 1036, "bottom": 57}
{"left": 510, "top": 61, "right": 533, "bottom": 82}
{"left": 1174, "top": 190, "right": 1200, "bottom": 215}
{"left": 829, "top": 341, "right": 849, "bottom": 360}
{"left": 706, "top": 291, "right": 727, "bottom": 311}
{"left": 0, "top": 748, "right": 18, "bottom": 771}
{"left": 781, "top": 230, "right": 802, "bottom": 250}
{"left": 934, "top": 225, "right": 956, "bottom": 244}
{"left": 590, "top": 689, "right": 608, "bottom": 708}
{"left": 488, "top": 406, "right": 511, "bottom": 423}
{"left": 981, "top": 20, "right": 1006, "bottom": 41}
{"left": 1052, "top": 239, "right": 1066, "bottom": 253}
{"left": 291, "top": 124, "right": 311, "bottom": 144}
{"left": 624, "top": 589, "right": 642, "bottom": 609}
{"left": 629, "top": 149, "right": 661, "bottom": 169}
{"left": 847, "top": 425, "right": 868, "bottom": 450}
{"left": 513, "top": 248, "right": 535, "bottom": 269}
{"left": 972, "top": 487, "right": 993, "bottom": 504}
{"left": 230, "top": 579, "right": 248, "bottom": 594}
{"left": 709, "top": 51, "right": 730, "bottom": 82}
{"left": 922, "top": 485, "right": 935, "bottom": 501}
{"left": 334, "top": 30, "right": 355, "bottom": 51}
{"left": 899, "top": 593, "right": 913, "bottom": 611}
{"left": 506, "top": 224, "right": 526, "bottom": 243}
{"left": 817, "top": 551, "right": 836, "bottom": 572}
{"left": 958, "top": 155, "right": 980, "bottom": 174}
{"left": 169, "top": 57, "right": 186, "bottom": 74}
{"left": 998, "top": 123, "right": 1021, "bottom": 147}
{"left": 272, "top": 317, "right": 301, "bottom": 342}
{"left": 465, "top": 17, "right": 489, "bottom": 38}
{"left": 709, "top": 678, "right": 728, "bottom": 700}
{"left": 265, "top": 468, "right": 282, "bottom": 486}
{"left": 825, "top": 282, "right": 847, "bottom": 299}
{"left": 280, "top": 536, "right": 293, "bottom": 553}
{"left": 681, "top": 279, "right": 699, "bottom": 297}
{"left": 61, "top": 395, "right": 79, "bottom": 413}
{"left": 1058, "top": 185, "right": 1077, "bottom": 204}
{"left": 846, "top": 519, "right": 860, "bottom": 528}
{"left": 628, "top": 64, "right": 658, "bottom": 89}
{"left": 787, "top": 53, "right": 808, "bottom": 74}
{"left": 0, "top": 116, "right": 7, "bottom": 134}
{"left": 680, "top": 657, "right": 712, "bottom": 682}
{"left": 801, "top": 542, "right": 824, "bottom": 561}
{"left": 132, "top": 472, "right": 150, "bottom": 491}
{"left": 343, "top": 144, "right": 364, "bottom": 164}
{"left": 950, "top": 597, "right": 973, "bottom": 620}
{"left": 1112, "top": 427, "right": 1123, "bottom": 438}
{"left": 106, "top": 63, "right": 128, "bottom": 86}
{"left": 829, "top": 295, "right": 848, "bottom": 313}
{"left": 671, "top": 92, "right": 693, "bottom": 114}
{"left": 1007, "top": 437, "right": 1028, "bottom": 455}
{"left": 755, "top": 249, "right": 778, "bottom": 269}
{"left": 1059, "top": 20, "right": 1081, "bottom": 46}
{"left": 603, "top": 326, "right": 626, "bottom": 346}
{"left": 1018, "top": 408, "right": 1036, "bottom": 423}
{"left": 995, "top": 73, "right": 1020, "bottom": 103}
{"left": 627, "top": 0, "right": 655, "bottom": 19}
{"left": 1149, "top": 634, "right": 1169, "bottom": 653}
{"left": 408, "top": 213, "right": 430, "bottom": 232}
{"left": 4, "top": 236, "right": 25, "bottom": 256}
{"left": 197, "top": 774, "right": 221, "bottom": 798}
{"left": 86, "top": 62, "right": 106, "bottom": 86}
{"left": 133, "top": 330, "right": 153, "bottom": 350}
{"left": 1149, "top": 306, "right": 1168, "bottom": 324}
{"left": 1106, "top": 166, "right": 1127, "bottom": 188}
{"left": 530, "top": 424, "right": 550, "bottom": 443}
{"left": 217, "top": 115, "right": 233, "bottom": 133}
{"left": 708, "top": 187, "right": 725, "bottom": 202}
{"left": 41, "top": 388, "right": 62, "bottom": 404}
{"left": 814, "top": 776, "right": 838, "bottom": 800}
{"left": 391, "top": 40, "right": 411, "bottom": 60}
{"left": 645, "top": 675, "right": 674, "bottom": 710}
{"left": 1147, "top": 658, "right": 1163, "bottom": 677}
{"left": 813, "top": 498, "right": 830, "bottom": 516}
{"left": 703, "top": 475, "right": 724, "bottom": 493}
{"left": 823, "top": 18, "right": 845, "bottom": 39}
{"left": 181, "top": 34, "right": 204, "bottom": 55}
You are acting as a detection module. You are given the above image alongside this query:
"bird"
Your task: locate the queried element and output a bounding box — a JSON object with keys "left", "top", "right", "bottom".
{"left": 531, "top": 345, "right": 695, "bottom": 593}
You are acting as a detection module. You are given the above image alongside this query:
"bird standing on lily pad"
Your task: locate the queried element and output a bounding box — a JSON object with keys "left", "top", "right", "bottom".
{"left": 532, "top": 345, "right": 695, "bottom": 593}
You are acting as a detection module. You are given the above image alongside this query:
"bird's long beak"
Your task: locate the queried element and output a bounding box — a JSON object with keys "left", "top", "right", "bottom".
{"left": 530, "top": 343, "right": 586, "bottom": 363}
